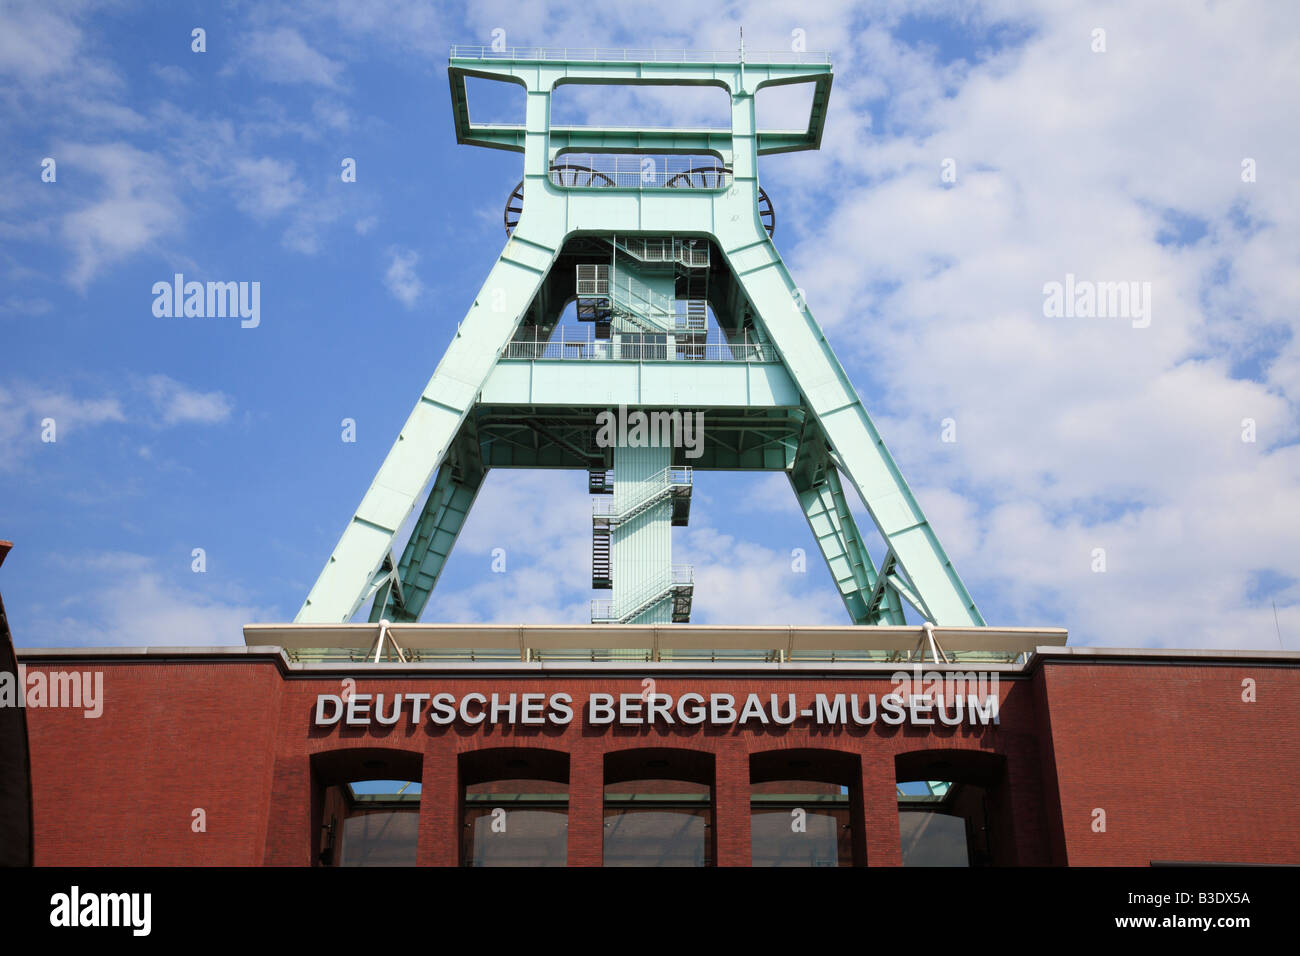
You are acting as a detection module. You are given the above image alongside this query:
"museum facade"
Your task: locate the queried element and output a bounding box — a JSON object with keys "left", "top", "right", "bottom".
{"left": 11, "top": 623, "right": 1300, "bottom": 867}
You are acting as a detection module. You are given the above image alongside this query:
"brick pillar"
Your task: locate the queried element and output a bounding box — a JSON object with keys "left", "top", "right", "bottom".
{"left": 262, "top": 754, "right": 311, "bottom": 865}
{"left": 713, "top": 747, "right": 751, "bottom": 867}
{"left": 861, "top": 753, "right": 902, "bottom": 866}
{"left": 418, "top": 746, "right": 458, "bottom": 867}
{"left": 568, "top": 749, "right": 603, "bottom": 866}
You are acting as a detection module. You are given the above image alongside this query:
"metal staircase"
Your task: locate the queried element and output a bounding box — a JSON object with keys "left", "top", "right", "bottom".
{"left": 615, "top": 236, "right": 709, "bottom": 268}
{"left": 592, "top": 520, "right": 612, "bottom": 589}
{"left": 575, "top": 238, "right": 712, "bottom": 340}
{"left": 589, "top": 466, "right": 694, "bottom": 615}
{"left": 591, "top": 566, "right": 694, "bottom": 624}
{"left": 592, "top": 466, "right": 693, "bottom": 527}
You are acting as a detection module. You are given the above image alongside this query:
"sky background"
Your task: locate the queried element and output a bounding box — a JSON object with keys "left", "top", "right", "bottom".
{"left": 1, "top": 0, "right": 1296, "bottom": 651}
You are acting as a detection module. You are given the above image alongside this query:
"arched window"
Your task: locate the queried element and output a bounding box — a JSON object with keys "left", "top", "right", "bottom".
{"left": 750, "top": 749, "right": 858, "bottom": 866}
{"left": 460, "top": 748, "right": 568, "bottom": 867}
{"left": 604, "top": 749, "right": 714, "bottom": 867}
{"left": 312, "top": 748, "right": 421, "bottom": 867}
{"left": 896, "top": 750, "right": 1011, "bottom": 867}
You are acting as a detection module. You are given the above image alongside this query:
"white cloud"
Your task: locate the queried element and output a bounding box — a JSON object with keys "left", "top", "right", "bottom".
{"left": 58, "top": 142, "right": 183, "bottom": 290}
{"left": 682, "top": 524, "right": 845, "bottom": 626}
{"left": 228, "top": 156, "right": 307, "bottom": 220}
{"left": 151, "top": 63, "right": 191, "bottom": 86}
{"left": 772, "top": 2, "right": 1300, "bottom": 648}
{"left": 419, "top": 470, "right": 593, "bottom": 624}
{"left": 312, "top": 98, "right": 351, "bottom": 131}
{"left": 30, "top": 551, "right": 276, "bottom": 647}
{"left": 0, "top": 376, "right": 233, "bottom": 471}
{"left": 0, "top": 296, "right": 53, "bottom": 317}
{"left": 0, "top": 382, "right": 125, "bottom": 472}
{"left": 142, "top": 374, "right": 234, "bottom": 426}
{"left": 383, "top": 246, "right": 423, "bottom": 307}
{"left": 435, "top": 0, "right": 1300, "bottom": 649}
{"left": 0, "top": 2, "right": 90, "bottom": 84}
{"left": 235, "top": 27, "right": 346, "bottom": 89}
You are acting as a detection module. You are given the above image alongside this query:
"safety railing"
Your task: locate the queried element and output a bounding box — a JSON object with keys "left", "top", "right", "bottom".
{"left": 612, "top": 274, "right": 675, "bottom": 320}
{"left": 550, "top": 155, "right": 732, "bottom": 190}
{"left": 451, "top": 46, "right": 831, "bottom": 65}
{"left": 592, "top": 467, "right": 692, "bottom": 518}
{"left": 591, "top": 565, "right": 694, "bottom": 623}
{"left": 617, "top": 237, "right": 710, "bottom": 267}
{"left": 501, "top": 327, "right": 778, "bottom": 362}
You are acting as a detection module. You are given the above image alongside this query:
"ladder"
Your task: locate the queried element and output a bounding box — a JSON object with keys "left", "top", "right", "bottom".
{"left": 592, "top": 518, "right": 612, "bottom": 589}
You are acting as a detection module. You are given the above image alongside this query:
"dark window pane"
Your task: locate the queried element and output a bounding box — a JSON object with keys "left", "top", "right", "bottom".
{"left": 750, "top": 805, "right": 851, "bottom": 867}
{"left": 339, "top": 808, "right": 419, "bottom": 867}
{"left": 603, "top": 807, "right": 710, "bottom": 867}
{"left": 899, "top": 811, "right": 969, "bottom": 867}
{"left": 463, "top": 806, "right": 568, "bottom": 867}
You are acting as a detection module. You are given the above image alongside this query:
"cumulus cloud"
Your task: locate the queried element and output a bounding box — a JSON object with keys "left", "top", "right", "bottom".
{"left": 227, "top": 156, "right": 307, "bottom": 220}
{"left": 383, "top": 246, "right": 423, "bottom": 308}
{"left": 435, "top": 0, "right": 1300, "bottom": 649}
{"left": 141, "top": 374, "right": 234, "bottom": 426}
{"left": 0, "top": 382, "right": 126, "bottom": 459}
{"left": 0, "top": 376, "right": 233, "bottom": 471}
{"left": 27, "top": 551, "right": 276, "bottom": 647}
{"left": 769, "top": 2, "right": 1300, "bottom": 647}
{"left": 418, "top": 470, "right": 594, "bottom": 624}
{"left": 234, "top": 27, "right": 346, "bottom": 89}
{"left": 58, "top": 142, "right": 183, "bottom": 290}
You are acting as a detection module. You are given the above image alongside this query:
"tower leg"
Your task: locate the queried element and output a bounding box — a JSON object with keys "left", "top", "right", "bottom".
{"left": 371, "top": 459, "right": 485, "bottom": 623}
{"left": 296, "top": 244, "right": 555, "bottom": 622}
{"left": 789, "top": 452, "right": 905, "bottom": 625}
{"left": 723, "top": 248, "right": 983, "bottom": 626}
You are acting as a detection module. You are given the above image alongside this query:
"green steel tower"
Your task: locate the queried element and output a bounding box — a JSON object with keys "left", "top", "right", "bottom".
{"left": 295, "top": 45, "right": 983, "bottom": 630}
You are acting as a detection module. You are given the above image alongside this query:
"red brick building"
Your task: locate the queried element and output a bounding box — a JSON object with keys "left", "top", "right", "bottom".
{"left": 12, "top": 623, "right": 1300, "bottom": 867}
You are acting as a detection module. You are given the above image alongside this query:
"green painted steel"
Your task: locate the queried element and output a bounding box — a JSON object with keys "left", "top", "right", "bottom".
{"left": 295, "top": 47, "right": 983, "bottom": 628}
{"left": 370, "top": 460, "right": 484, "bottom": 622}
{"left": 611, "top": 445, "right": 675, "bottom": 623}
{"left": 790, "top": 443, "right": 905, "bottom": 626}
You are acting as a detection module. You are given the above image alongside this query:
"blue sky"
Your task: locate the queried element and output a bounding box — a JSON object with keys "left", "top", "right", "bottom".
{"left": 1, "top": 1, "right": 1297, "bottom": 650}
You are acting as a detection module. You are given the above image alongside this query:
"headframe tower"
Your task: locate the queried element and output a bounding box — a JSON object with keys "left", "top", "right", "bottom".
{"left": 295, "top": 45, "right": 983, "bottom": 630}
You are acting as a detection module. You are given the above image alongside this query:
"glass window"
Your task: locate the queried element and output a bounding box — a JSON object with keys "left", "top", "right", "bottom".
{"left": 750, "top": 781, "right": 852, "bottom": 867}
{"left": 339, "top": 808, "right": 420, "bottom": 866}
{"left": 462, "top": 778, "right": 568, "bottom": 867}
{"left": 604, "top": 779, "right": 711, "bottom": 867}
{"left": 899, "top": 811, "right": 970, "bottom": 867}
{"left": 321, "top": 780, "right": 421, "bottom": 867}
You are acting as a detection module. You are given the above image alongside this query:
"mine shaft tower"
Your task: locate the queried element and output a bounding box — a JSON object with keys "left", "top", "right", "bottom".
{"left": 296, "top": 45, "right": 983, "bottom": 630}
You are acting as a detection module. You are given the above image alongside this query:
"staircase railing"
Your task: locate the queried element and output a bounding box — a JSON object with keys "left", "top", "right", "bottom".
{"left": 591, "top": 564, "right": 694, "bottom": 623}
{"left": 616, "top": 237, "right": 710, "bottom": 268}
{"left": 592, "top": 466, "right": 692, "bottom": 523}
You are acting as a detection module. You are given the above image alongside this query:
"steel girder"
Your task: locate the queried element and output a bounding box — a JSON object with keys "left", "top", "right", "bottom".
{"left": 369, "top": 421, "right": 486, "bottom": 622}
{"left": 789, "top": 435, "right": 906, "bottom": 625}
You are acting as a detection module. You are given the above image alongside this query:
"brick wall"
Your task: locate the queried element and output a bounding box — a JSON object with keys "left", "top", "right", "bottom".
{"left": 1038, "top": 660, "right": 1300, "bottom": 865}
{"left": 20, "top": 654, "right": 1300, "bottom": 866}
